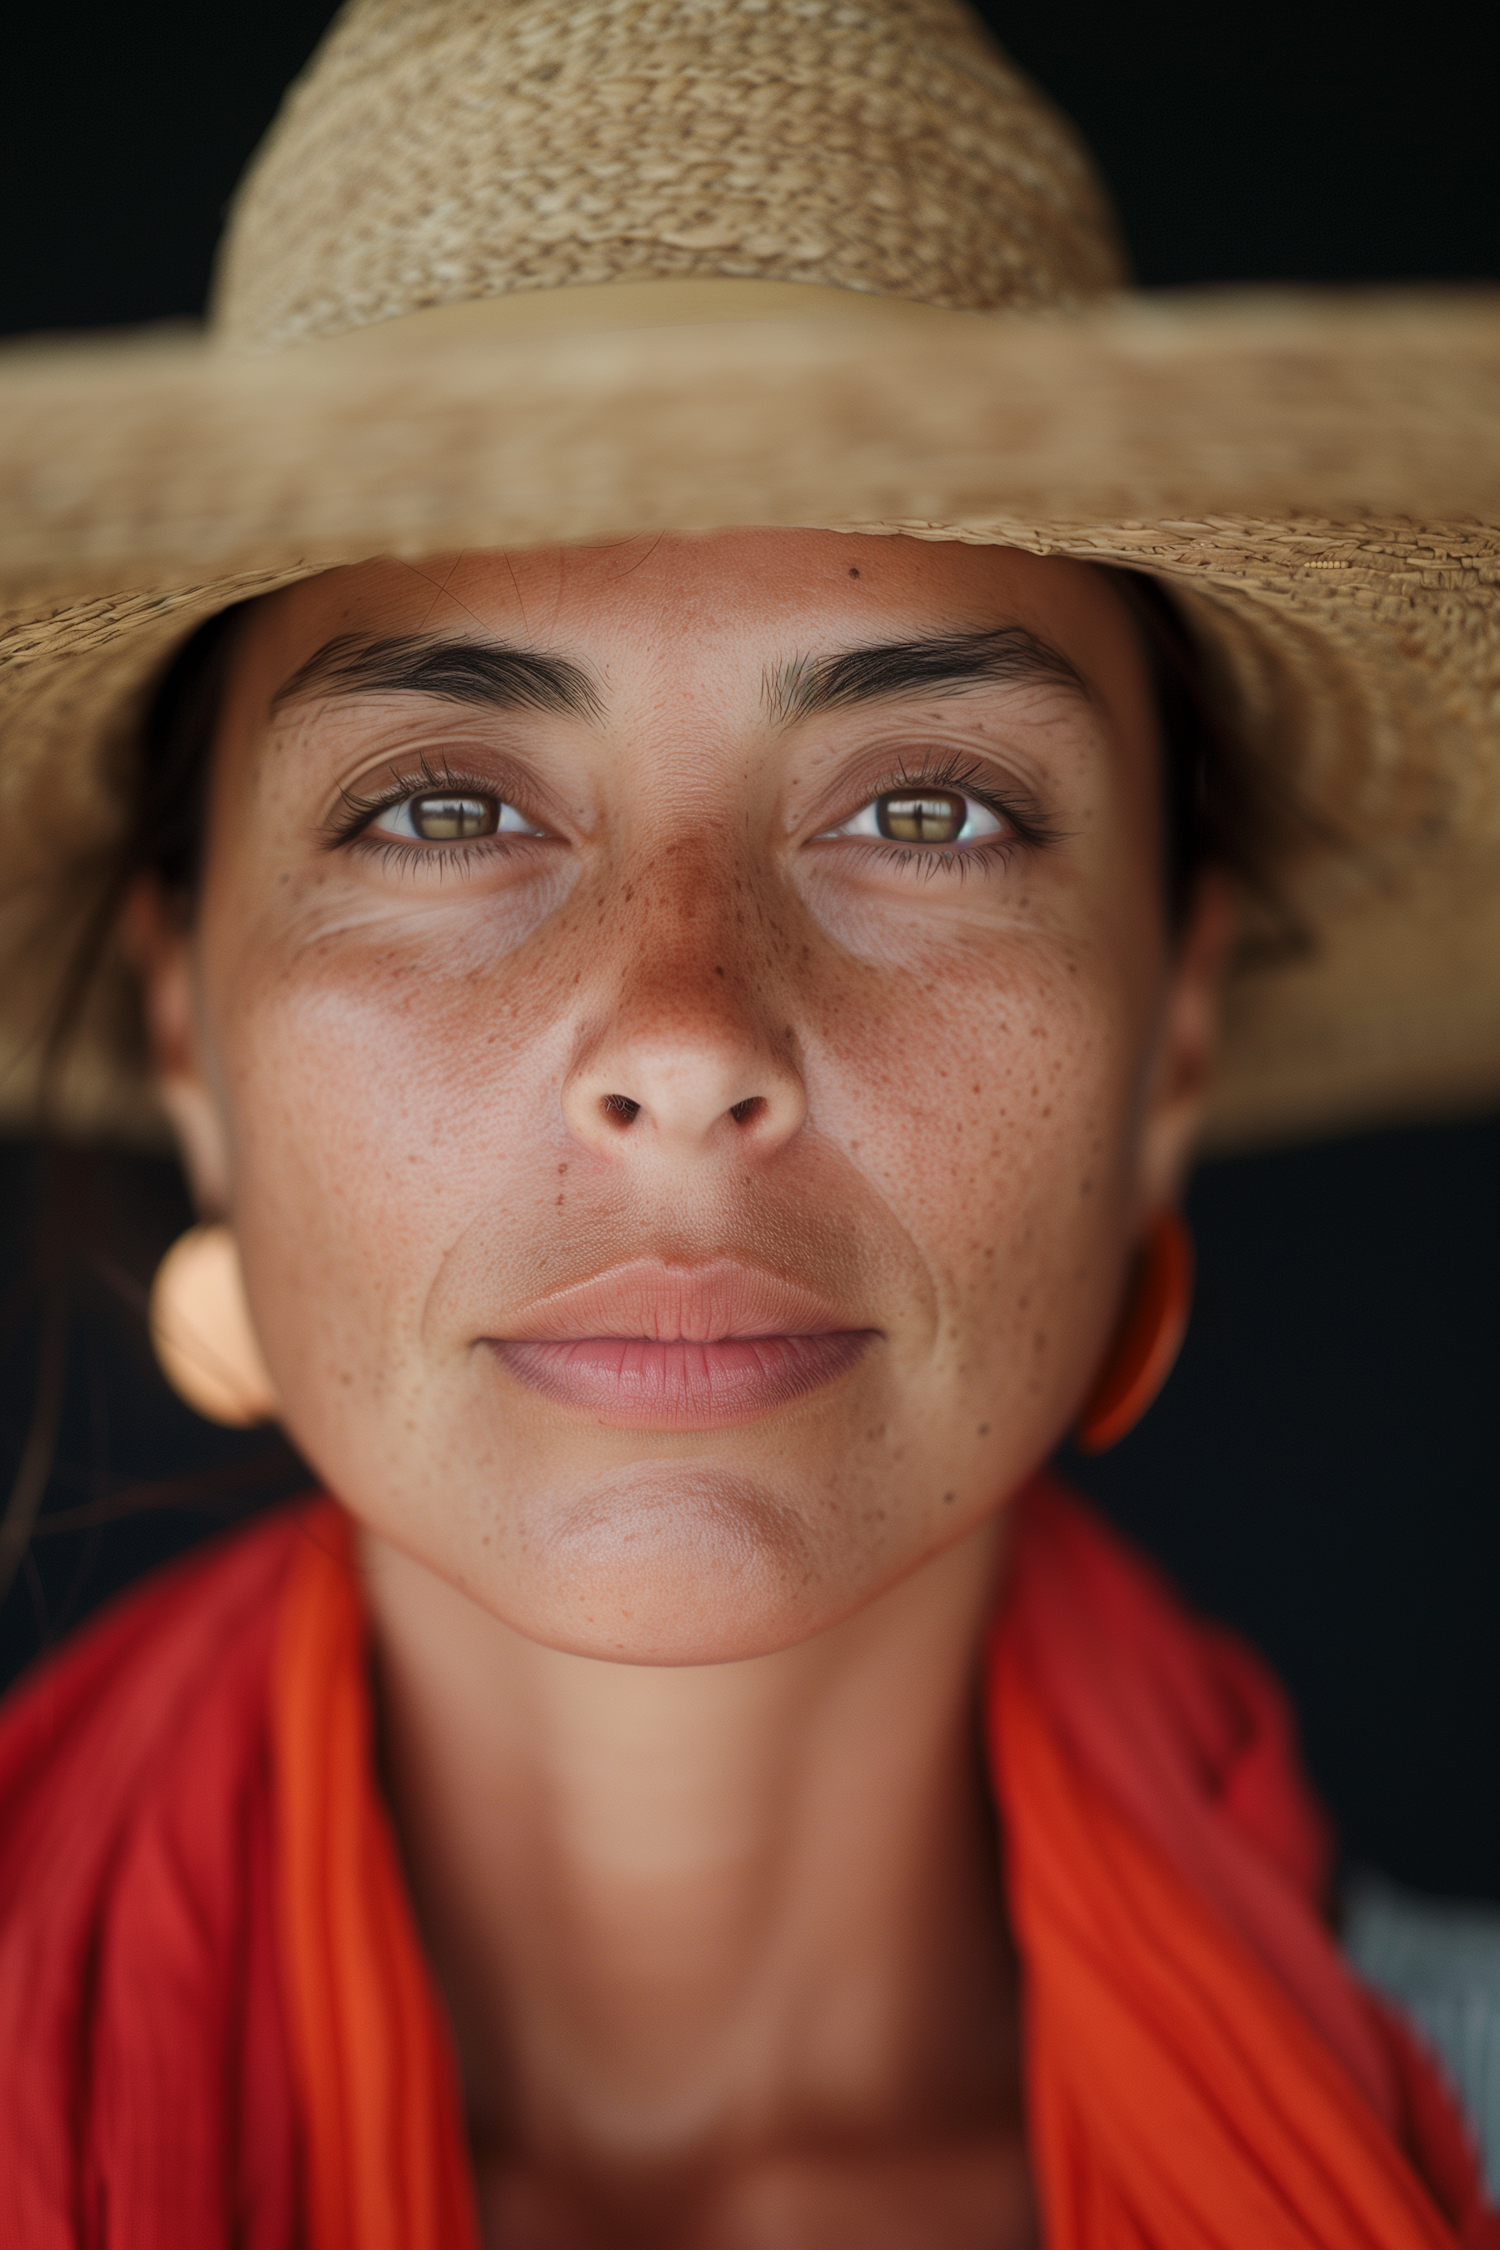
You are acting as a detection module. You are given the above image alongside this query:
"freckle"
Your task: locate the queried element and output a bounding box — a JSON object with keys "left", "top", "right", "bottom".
{"left": 714, "top": 964, "right": 725, "bottom": 977}
{"left": 977, "top": 1423, "right": 990, "bottom": 1436}
{"left": 942, "top": 1491, "right": 957, "bottom": 1506}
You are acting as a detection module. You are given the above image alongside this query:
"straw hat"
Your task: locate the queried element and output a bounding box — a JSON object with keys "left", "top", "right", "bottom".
{"left": 2, "top": 0, "right": 1497, "bottom": 1150}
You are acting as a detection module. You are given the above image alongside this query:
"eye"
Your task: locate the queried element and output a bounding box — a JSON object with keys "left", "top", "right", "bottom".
{"left": 825, "top": 786, "right": 1006, "bottom": 849}
{"left": 368, "top": 792, "right": 545, "bottom": 843}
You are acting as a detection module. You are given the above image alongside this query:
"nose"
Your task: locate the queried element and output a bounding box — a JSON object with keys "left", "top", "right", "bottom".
{"left": 562, "top": 991, "right": 807, "bottom": 1163}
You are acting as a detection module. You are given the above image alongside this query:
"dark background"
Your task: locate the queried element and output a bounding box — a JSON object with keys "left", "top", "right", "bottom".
{"left": 2, "top": 4, "right": 1497, "bottom": 1897}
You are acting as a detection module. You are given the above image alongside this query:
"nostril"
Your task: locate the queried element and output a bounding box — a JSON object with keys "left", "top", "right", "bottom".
{"left": 601, "top": 1094, "right": 641, "bottom": 1128}
{"left": 729, "top": 1097, "right": 766, "bottom": 1128}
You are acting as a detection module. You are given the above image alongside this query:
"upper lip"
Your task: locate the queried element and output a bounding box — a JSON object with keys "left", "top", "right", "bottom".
{"left": 492, "top": 1259, "right": 865, "bottom": 1343}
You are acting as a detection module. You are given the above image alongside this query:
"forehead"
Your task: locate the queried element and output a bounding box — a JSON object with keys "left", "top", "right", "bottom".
{"left": 235, "top": 530, "right": 1149, "bottom": 708}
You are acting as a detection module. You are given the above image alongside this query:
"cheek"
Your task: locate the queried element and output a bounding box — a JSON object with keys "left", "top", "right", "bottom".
{"left": 201, "top": 912, "right": 576, "bottom": 1409}
{"left": 802, "top": 928, "right": 1150, "bottom": 1397}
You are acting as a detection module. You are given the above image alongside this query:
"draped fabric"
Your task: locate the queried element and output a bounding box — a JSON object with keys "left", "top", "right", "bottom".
{"left": 0, "top": 1485, "right": 1493, "bottom": 2247}
{"left": 269, "top": 1508, "right": 479, "bottom": 2250}
{"left": 993, "top": 1481, "right": 1500, "bottom": 2250}
{"left": 0, "top": 1508, "right": 302, "bottom": 2248}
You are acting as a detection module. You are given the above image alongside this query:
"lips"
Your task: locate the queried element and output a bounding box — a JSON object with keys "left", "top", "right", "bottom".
{"left": 484, "top": 1259, "right": 877, "bottom": 1428}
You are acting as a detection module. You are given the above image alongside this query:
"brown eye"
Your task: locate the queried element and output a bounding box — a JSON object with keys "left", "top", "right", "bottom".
{"left": 824, "top": 784, "right": 1004, "bottom": 854}
{"left": 366, "top": 787, "right": 545, "bottom": 850}
{"left": 407, "top": 793, "right": 499, "bottom": 840}
{"left": 875, "top": 789, "right": 967, "bottom": 845}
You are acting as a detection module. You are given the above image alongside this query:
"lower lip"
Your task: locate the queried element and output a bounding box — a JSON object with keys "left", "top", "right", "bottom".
{"left": 488, "top": 1332, "right": 876, "bottom": 1427}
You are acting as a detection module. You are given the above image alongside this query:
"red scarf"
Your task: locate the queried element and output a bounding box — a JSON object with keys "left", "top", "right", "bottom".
{"left": 0, "top": 1484, "right": 1492, "bottom": 2248}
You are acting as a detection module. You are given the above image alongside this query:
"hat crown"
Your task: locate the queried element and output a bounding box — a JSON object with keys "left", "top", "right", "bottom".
{"left": 214, "top": 0, "right": 1125, "bottom": 349}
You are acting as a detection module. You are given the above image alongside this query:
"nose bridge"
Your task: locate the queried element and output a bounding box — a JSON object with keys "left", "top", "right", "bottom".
{"left": 632, "top": 841, "right": 765, "bottom": 1027}
{"left": 562, "top": 840, "right": 806, "bottom": 1160}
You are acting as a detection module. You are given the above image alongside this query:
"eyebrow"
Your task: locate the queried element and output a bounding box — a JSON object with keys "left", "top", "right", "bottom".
{"left": 271, "top": 632, "right": 603, "bottom": 721}
{"left": 764, "top": 628, "right": 1088, "bottom": 725}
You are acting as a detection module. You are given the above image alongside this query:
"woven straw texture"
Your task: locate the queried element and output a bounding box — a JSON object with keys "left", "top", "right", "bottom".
{"left": 217, "top": 0, "right": 1123, "bottom": 344}
{"left": 0, "top": 0, "right": 1497, "bottom": 1149}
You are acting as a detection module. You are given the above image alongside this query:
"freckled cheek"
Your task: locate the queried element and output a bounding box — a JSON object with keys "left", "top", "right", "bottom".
{"left": 810, "top": 949, "right": 1142, "bottom": 1331}
{"left": 205, "top": 934, "right": 567, "bottom": 1362}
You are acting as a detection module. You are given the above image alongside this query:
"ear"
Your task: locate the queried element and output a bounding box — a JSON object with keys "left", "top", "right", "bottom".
{"left": 1134, "top": 872, "right": 1239, "bottom": 1216}
{"left": 121, "top": 876, "right": 233, "bottom": 1217}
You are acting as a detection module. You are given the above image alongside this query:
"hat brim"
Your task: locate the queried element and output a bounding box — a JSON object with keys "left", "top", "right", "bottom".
{"left": 2, "top": 278, "right": 1499, "bottom": 1147}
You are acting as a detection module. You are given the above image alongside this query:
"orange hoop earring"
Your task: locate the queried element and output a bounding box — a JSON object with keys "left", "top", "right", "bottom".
{"left": 1075, "top": 1209, "right": 1195, "bottom": 1454}
{"left": 148, "top": 1222, "right": 279, "bottom": 1428}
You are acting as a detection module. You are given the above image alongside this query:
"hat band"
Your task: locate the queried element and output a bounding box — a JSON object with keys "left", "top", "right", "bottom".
{"left": 216, "top": 275, "right": 995, "bottom": 361}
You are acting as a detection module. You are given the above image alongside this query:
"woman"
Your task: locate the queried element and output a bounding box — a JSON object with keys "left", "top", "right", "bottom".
{"left": 1, "top": 2, "right": 1497, "bottom": 2243}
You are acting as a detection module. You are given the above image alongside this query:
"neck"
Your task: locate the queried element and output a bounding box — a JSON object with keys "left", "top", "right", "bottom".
{"left": 362, "top": 1514, "right": 1020, "bottom": 2196}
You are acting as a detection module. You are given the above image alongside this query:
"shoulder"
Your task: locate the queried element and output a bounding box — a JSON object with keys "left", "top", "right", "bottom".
{"left": 0, "top": 1504, "right": 310, "bottom": 1876}
{"left": 0, "top": 1505, "right": 315, "bottom": 2237}
{"left": 1345, "top": 1871, "right": 1500, "bottom": 2201}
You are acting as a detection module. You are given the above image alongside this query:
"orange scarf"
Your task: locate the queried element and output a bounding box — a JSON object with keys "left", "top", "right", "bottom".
{"left": 270, "top": 1509, "right": 479, "bottom": 2250}
{"left": 992, "top": 1482, "right": 1495, "bottom": 2249}
{"left": 270, "top": 1491, "right": 1496, "bottom": 2249}
{"left": 0, "top": 1486, "right": 1491, "bottom": 2246}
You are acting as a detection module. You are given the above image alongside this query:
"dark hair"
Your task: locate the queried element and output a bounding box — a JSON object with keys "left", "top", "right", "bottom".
{"left": 1105, "top": 568, "right": 1277, "bottom": 927}
{"left": 130, "top": 601, "right": 248, "bottom": 901}
{"left": 2, "top": 598, "right": 293, "bottom": 1619}
{"left": 130, "top": 570, "right": 1270, "bottom": 930}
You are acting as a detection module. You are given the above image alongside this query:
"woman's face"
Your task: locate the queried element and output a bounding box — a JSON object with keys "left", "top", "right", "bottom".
{"left": 143, "top": 531, "right": 1226, "bottom": 1662}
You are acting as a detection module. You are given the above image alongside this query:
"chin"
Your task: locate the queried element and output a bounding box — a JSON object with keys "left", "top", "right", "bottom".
{"left": 498, "top": 1462, "right": 843, "bottom": 1666}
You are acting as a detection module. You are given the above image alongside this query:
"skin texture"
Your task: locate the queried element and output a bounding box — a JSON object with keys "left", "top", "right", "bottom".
{"left": 133, "top": 529, "right": 1232, "bottom": 2247}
